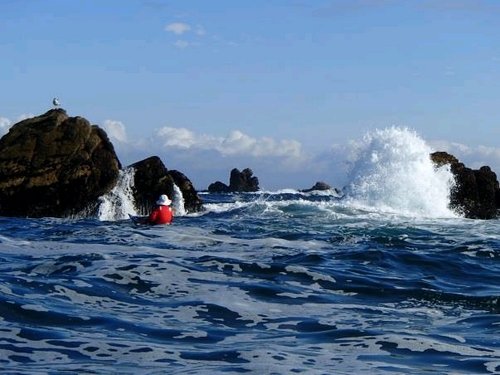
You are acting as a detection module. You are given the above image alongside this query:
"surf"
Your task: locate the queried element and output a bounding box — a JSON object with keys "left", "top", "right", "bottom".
{"left": 342, "top": 127, "right": 457, "bottom": 218}
{"left": 95, "top": 127, "right": 458, "bottom": 221}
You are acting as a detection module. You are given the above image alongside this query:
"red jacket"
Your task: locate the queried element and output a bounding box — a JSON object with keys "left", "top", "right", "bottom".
{"left": 148, "top": 205, "right": 173, "bottom": 225}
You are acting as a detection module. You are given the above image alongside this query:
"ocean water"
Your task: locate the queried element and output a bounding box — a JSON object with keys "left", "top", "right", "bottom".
{"left": 0, "top": 128, "right": 499, "bottom": 374}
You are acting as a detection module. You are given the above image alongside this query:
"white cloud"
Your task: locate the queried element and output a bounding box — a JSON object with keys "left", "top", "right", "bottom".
{"left": 156, "top": 127, "right": 198, "bottom": 148}
{"left": 0, "top": 117, "right": 12, "bottom": 136}
{"left": 165, "top": 22, "right": 191, "bottom": 35}
{"left": 155, "top": 127, "right": 304, "bottom": 160}
{"left": 104, "top": 119, "right": 128, "bottom": 143}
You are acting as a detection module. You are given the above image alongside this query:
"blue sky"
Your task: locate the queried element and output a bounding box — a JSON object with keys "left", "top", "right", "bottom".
{"left": 2, "top": 0, "right": 500, "bottom": 190}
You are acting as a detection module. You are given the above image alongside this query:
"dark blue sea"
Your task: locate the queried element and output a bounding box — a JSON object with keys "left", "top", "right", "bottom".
{"left": 0, "top": 128, "right": 499, "bottom": 374}
{"left": 1, "top": 190, "right": 499, "bottom": 374}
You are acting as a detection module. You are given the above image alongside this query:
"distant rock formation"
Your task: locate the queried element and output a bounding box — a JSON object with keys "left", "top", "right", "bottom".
{"left": 208, "top": 168, "right": 260, "bottom": 193}
{"left": 129, "top": 156, "right": 203, "bottom": 214}
{"left": 431, "top": 151, "right": 500, "bottom": 219}
{"left": 0, "top": 109, "right": 121, "bottom": 217}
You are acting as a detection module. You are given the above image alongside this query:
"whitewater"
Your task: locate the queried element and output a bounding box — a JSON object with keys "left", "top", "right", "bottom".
{"left": 0, "top": 128, "right": 498, "bottom": 374}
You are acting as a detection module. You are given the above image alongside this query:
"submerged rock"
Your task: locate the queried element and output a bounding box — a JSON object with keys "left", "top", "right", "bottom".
{"left": 0, "top": 109, "right": 121, "bottom": 217}
{"left": 431, "top": 151, "right": 500, "bottom": 219}
{"left": 301, "top": 181, "right": 337, "bottom": 193}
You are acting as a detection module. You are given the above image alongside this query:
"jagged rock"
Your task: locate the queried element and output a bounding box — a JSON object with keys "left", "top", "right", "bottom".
{"left": 430, "top": 151, "right": 500, "bottom": 219}
{"left": 229, "top": 168, "right": 259, "bottom": 192}
{"left": 208, "top": 168, "right": 260, "bottom": 193}
{"left": 128, "top": 156, "right": 203, "bottom": 214}
{"left": 0, "top": 109, "right": 121, "bottom": 217}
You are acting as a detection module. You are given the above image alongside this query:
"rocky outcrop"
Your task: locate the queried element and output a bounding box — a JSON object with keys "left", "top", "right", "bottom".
{"left": 431, "top": 151, "right": 500, "bottom": 219}
{"left": 128, "top": 156, "right": 171, "bottom": 215}
{"left": 208, "top": 168, "right": 260, "bottom": 193}
{"left": 230, "top": 168, "right": 259, "bottom": 192}
{"left": 0, "top": 109, "right": 121, "bottom": 217}
{"left": 128, "top": 156, "right": 203, "bottom": 214}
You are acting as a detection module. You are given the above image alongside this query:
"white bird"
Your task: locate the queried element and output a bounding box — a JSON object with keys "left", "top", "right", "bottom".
{"left": 52, "top": 97, "right": 60, "bottom": 107}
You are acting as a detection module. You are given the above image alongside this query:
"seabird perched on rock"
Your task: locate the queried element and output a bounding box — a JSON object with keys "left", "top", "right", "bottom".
{"left": 52, "top": 98, "right": 60, "bottom": 107}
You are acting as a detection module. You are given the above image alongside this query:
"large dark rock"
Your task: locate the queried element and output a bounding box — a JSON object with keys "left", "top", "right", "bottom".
{"left": 431, "top": 151, "right": 500, "bottom": 219}
{"left": 128, "top": 156, "right": 172, "bottom": 215}
{"left": 0, "top": 109, "right": 121, "bottom": 217}
{"left": 208, "top": 168, "right": 260, "bottom": 193}
{"left": 128, "top": 156, "right": 203, "bottom": 214}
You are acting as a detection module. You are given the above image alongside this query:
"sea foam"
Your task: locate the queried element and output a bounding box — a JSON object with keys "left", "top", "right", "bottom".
{"left": 343, "top": 127, "right": 457, "bottom": 218}
{"left": 98, "top": 167, "right": 138, "bottom": 221}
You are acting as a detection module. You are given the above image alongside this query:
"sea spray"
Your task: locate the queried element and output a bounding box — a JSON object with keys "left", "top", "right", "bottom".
{"left": 98, "top": 168, "right": 138, "bottom": 221}
{"left": 172, "top": 183, "right": 187, "bottom": 216}
{"left": 343, "top": 127, "right": 457, "bottom": 217}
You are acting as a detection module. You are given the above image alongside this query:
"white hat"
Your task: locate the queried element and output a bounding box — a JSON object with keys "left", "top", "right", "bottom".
{"left": 156, "top": 194, "right": 172, "bottom": 206}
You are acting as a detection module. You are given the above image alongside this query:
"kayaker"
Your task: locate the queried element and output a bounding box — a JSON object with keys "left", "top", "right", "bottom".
{"left": 148, "top": 194, "right": 174, "bottom": 225}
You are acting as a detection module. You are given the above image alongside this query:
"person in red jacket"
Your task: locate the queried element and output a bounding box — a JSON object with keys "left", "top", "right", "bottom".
{"left": 148, "top": 194, "right": 174, "bottom": 225}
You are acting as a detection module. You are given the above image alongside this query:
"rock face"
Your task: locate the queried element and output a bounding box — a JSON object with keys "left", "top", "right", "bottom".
{"left": 208, "top": 168, "right": 260, "bottom": 193}
{"left": 0, "top": 109, "right": 121, "bottom": 217}
{"left": 128, "top": 156, "right": 203, "bottom": 214}
{"left": 230, "top": 168, "right": 260, "bottom": 192}
{"left": 431, "top": 151, "right": 500, "bottom": 219}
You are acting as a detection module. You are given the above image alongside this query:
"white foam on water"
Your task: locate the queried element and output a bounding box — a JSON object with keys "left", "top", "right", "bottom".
{"left": 97, "top": 167, "right": 138, "bottom": 221}
{"left": 343, "top": 127, "right": 458, "bottom": 218}
{"left": 172, "top": 183, "right": 187, "bottom": 216}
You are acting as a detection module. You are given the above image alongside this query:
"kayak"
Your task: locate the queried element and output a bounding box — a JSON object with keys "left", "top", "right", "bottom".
{"left": 128, "top": 214, "right": 172, "bottom": 225}
{"left": 128, "top": 214, "right": 149, "bottom": 225}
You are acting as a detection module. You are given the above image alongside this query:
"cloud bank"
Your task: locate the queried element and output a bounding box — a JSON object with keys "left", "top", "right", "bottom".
{"left": 155, "top": 127, "right": 302, "bottom": 160}
{"left": 103, "top": 119, "right": 500, "bottom": 190}
{"left": 104, "top": 120, "right": 317, "bottom": 189}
